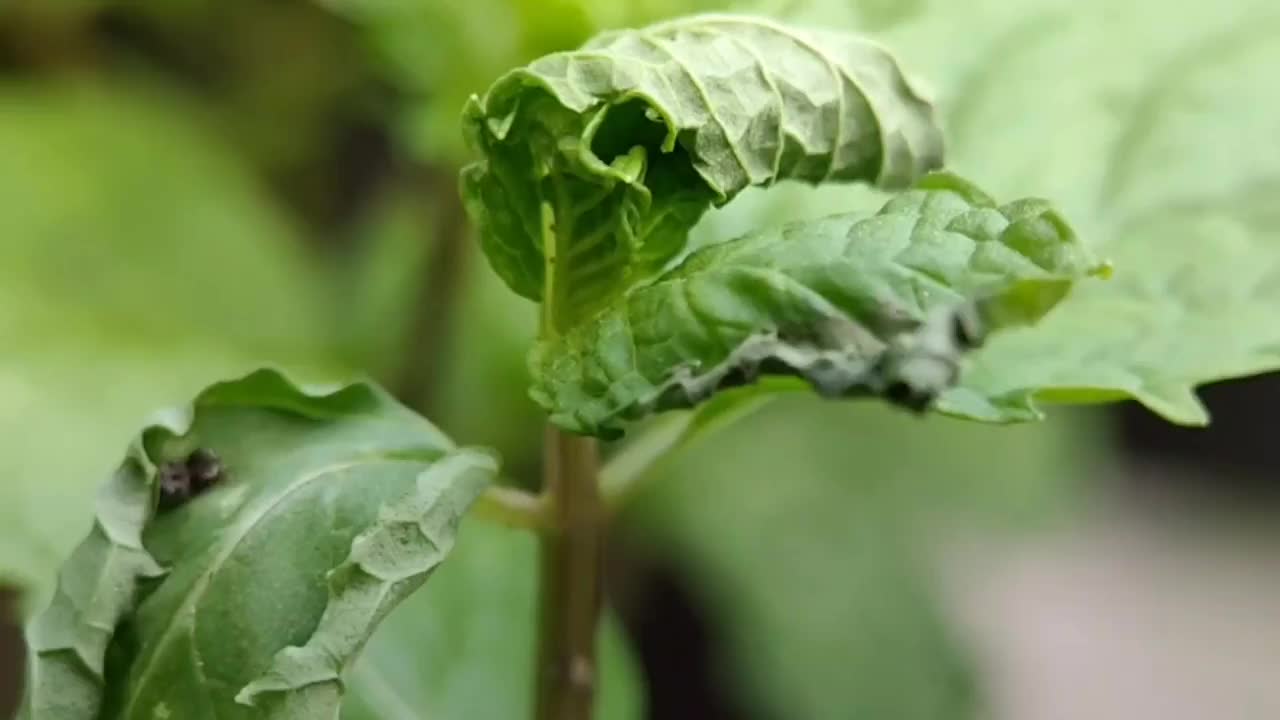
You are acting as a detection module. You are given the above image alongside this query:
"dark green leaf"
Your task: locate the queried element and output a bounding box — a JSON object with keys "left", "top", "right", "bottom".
{"left": 460, "top": 14, "right": 944, "bottom": 327}
{"left": 533, "top": 172, "right": 1105, "bottom": 437}
{"left": 21, "top": 369, "right": 496, "bottom": 719}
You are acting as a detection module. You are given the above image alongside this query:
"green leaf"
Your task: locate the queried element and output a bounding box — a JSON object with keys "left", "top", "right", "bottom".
{"left": 786, "top": 0, "right": 1280, "bottom": 424}
{"left": 533, "top": 172, "right": 1105, "bottom": 437}
{"left": 20, "top": 369, "right": 496, "bottom": 719}
{"left": 326, "top": 0, "right": 744, "bottom": 164}
{"left": 343, "top": 522, "right": 644, "bottom": 720}
{"left": 0, "top": 81, "right": 340, "bottom": 611}
{"left": 460, "top": 13, "right": 944, "bottom": 327}
{"left": 625, "top": 396, "right": 1102, "bottom": 720}
{"left": 19, "top": 450, "right": 164, "bottom": 719}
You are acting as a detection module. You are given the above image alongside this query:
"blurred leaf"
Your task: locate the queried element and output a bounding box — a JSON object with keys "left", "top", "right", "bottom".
{"left": 460, "top": 14, "right": 944, "bottom": 319}
{"left": 534, "top": 172, "right": 1103, "bottom": 436}
{"left": 787, "top": 0, "right": 1280, "bottom": 425}
{"left": 345, "top": 522, "right": 644, "bottom": 720}
{"left": 0, "top": 82, "right": 340, "bottom": 609}
{"left": 628, "top": 397, "right": 1101, "bottom": 720}
{"left": 324, "top": 0, "right": 737, "bottom": 163}
{"left": 434, "top": 250, "right": 546, "bottom": 476}
{"left": 0, "top": 81, "right": 329, "bottom": 356}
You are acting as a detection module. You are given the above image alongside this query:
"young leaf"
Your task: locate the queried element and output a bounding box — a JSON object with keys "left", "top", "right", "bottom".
{"left": 460, "top": 13, "right": 944, "bottom": 329}
{"left": 533, "top": 172, "right": 1105, "bottom": 437}
{"left": 20, "top": 368, "right": 496, "bottom": 720}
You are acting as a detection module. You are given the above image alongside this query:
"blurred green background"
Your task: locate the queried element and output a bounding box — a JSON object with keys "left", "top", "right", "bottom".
{"left": 3, "top": 1, "right": 1279, "bottom": 718}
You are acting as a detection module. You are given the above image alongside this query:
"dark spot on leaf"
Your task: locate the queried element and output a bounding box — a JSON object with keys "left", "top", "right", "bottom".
{"left": 157, "top": 448, "right": 226, "bottom": 512}
{"left": 884, "top": 380, "right": 934, "bottom": 413}
{"left": 952, "top": 309, "right": 982, "bottom": 349}
{"left": 186, "top": 448, "right": 225, "bottom": 493}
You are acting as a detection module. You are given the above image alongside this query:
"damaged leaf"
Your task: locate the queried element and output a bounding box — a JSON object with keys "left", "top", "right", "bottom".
{"left": 531, "top": 172, "right": 1106, "bottom": 437}
{"left": 21, "top": 368, "right": 496, "bottom": 719}
{"left": 460, "top": 13, "right": 944, "bottom": 329}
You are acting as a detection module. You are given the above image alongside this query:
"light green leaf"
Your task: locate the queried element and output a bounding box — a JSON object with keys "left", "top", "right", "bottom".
{"left": 18, "top": 369, "right": 497, "bottom": 720}
{"left": 322, "top": 0, "right": 740, "bottom": 164}
{"left": 344, "top": 522, "right": 644, "bottom": 720}
{"left": 460, "top": 13, "right": 944, "bottom": 327}
{"left": 626, "top": 396, "right": 1102, "bottom": 720}
{"left": 0, "top": 81, "right": 339, "bottom": 611}
{"left": 785, "top": 0, "right": 1280, "bottom": 424}
{"left": 533, "top": 172, "right": 1105, "bottom": 437}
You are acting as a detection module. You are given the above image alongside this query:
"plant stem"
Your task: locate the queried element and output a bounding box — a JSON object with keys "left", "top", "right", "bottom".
{"left": 473, "top": 485, "right": 548, "bottom": 531}
{"left": 599, "top": 394, "right": 776, "bottom": 516}
{"left": 535, "top": 424, "right": 603, "bottom": 720}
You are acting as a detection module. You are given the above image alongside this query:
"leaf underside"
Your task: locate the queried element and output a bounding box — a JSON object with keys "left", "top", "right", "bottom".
{"left": 20, "top": 368, "right": 496, "bottom": 720}
{"left": 533, "top": 171, "right": 1106, "bottom": 438}
{"left": 460, "top": 13, "right": 945, "bottom": 328}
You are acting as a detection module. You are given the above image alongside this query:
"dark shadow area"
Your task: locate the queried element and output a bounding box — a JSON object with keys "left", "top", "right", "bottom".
{"left": 607, "top": 537, "right": 756, "bottom": 720}
{"left": 1115, "top": 373, "right": 1280, "bottom": 499}
{"left": 0, "top": 588, "right": 22, "bottom": 716}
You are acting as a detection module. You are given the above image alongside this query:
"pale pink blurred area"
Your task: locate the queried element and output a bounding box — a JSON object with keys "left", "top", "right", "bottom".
{"left": 940, "top": 467, "right": 1280, "bottom": 720}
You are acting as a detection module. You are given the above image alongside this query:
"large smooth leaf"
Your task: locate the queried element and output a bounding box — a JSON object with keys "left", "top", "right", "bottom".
{"left": 786, "top": 0, "right": 1280, "bottom": 424}
{"left": 460, "top": 13, "right": 944, "bottom": 327}
{"left": 534, "top": 172, "right": 1104, "bottom": 436}
{"left": 0, "top": 82, "right": 337, "bottom": 610}
{"left": 345, "top": 522, "right": 644, "bottom": 720}
{"left": 22, "top": 369, "right": 496, "bottom": 719}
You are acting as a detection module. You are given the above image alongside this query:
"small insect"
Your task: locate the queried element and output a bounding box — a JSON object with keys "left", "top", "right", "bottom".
{"left": 157, "top": 448, "right": 226, "bottom": 511}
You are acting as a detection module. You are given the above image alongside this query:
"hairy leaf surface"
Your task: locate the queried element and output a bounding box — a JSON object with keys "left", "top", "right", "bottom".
{"left": 461, "top": 13, "right": 944, "bottom": 328}
{"left": 21, "top": 369, "right": 496, "bottom": 719}
{"left": 534, "top": 172, "right": 1104, "bottom": 436}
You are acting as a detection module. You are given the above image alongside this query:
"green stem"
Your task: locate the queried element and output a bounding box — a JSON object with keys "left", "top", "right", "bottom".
{"left": 600, "top": 394, "right": 777, "bottom": 516}
{"left": 598, "top": 412, "right": 691, "bottom": 512}
{"left": 473, "top": 485, "right": 548, "bottom": 531}
{"left": 535, "top": 424, "right": 603, "bottom": 720}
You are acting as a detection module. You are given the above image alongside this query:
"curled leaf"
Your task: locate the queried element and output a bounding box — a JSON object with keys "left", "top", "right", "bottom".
{"left": 19, "top": 453, "right": 164, "bottom": 719}
{"left": 20, "top": 368, "right": 497, "bottom": 719}
{"left": 531, "top": 172, "right": 1106, "bottom": 437}
{"left": 461, "top": 14, "right": 944, "bottom": 327}
{"left": 234, "top": 450, "right": 495, "bottom": 717}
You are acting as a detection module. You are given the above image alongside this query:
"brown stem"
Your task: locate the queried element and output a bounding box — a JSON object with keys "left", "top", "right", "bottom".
{"left": 535, "top": 425, "right": 603, "bottom": 720}
{"left": 395, "top": 166, "right": 470, "bottom": 414}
